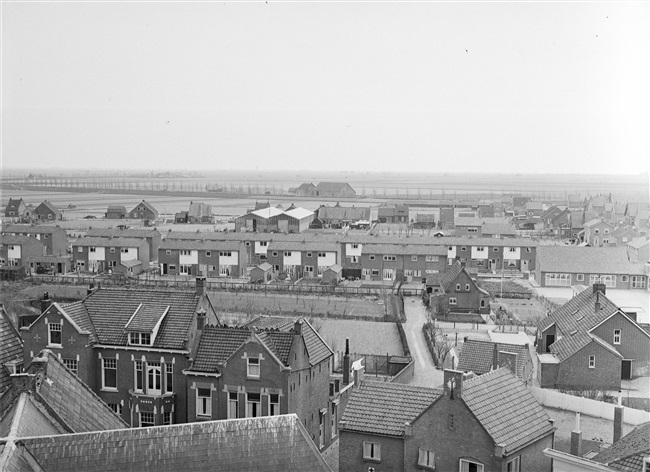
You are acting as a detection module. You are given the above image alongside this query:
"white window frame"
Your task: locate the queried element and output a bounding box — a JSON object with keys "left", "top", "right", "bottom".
{"left": 506, "top": 456, "right": 520, "bottom": 472}
{"left": 166, "top": 250, "right": 172, "bottom": 256}
{"left": 140, "top": 411, "right": 155, "bottom": 427}
{"left": 269, "top": 393, "right": 280, "bottom": 416}
{"left": 369, "top": 254, "right": 375, "bottom": 261}
{"left": 63, "top": 358, "right": 78, "bottom": 375}
{"left": 589, "top": 355, "right": 595, "bottom": 369}
{"left": 246, "top": 392, "right": 261, "bottom": 418}
{"left": 459, "top": 459, "right": 484, "bottom": 472}
{"left": 247, "top": 357, "right": 260, "bottom": 378}
{"left": 411, "top": 255, "right": 418, "bottom": 262}
{"left": 449, "top": 297, "right": 458, "bottom": 305}
{"left": 418, "top": 448, "right": 435, "bottom": 469}
{"left": 576, "top": 273, "right": 584, "bottom": 282}
{"left": 613, "top": 329, "right": 621, "bottom": 345}
{"left": 196, "top": 387, "right": 212, "bottom": 417}
{"left": 48, "top": 322, "right": 62, "bottom": 347}
{"left": 102, "top": 358, "right": 118, "bottom": 391}
{"left": 228, "top": 391, "right": 239, "bottom": 419}
{"left": 362, "top": 441, "right": 381, "bottom": 461}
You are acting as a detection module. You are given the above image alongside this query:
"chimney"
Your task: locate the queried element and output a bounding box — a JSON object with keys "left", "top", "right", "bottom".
{"left": 195, "top": 276, "right": 206, "bottom": 297}
{"left": 343, "top": 338, "right": 351, "bottom": 385}
{"left": 494, "top": 444, "right": 506, "bottom": 458}
{"left": 443, "top": 369, "right": 464, "bottom": 399}
{"left": 41, "top": 292, "right": 52, "bottom": 313}
{"left": 293, "top": 319, "right": 303, "bottom": 337}
{"left": 196, "top": 308, "right": 206, "bottom": 331}
{"left": 353, "top": 363, "right": 365, "bottom": 388}
{"left": 593, "top": 283, "right": 606, "bottom": 296}
{"left": 571, "top": 412, "right": 583, "bottom": 457}
{"left": 614, "top": 393, "right": 624, "bottom": 443}
{"left": 492, "top": 343, "right": 499, "bottom": 370}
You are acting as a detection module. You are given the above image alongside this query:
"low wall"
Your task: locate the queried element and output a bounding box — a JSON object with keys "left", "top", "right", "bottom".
{"left": 390, "top": 359, "right": 415, "bottom": 384}
{"left": 530, "top": 387, "right": 650, "bottom": 426}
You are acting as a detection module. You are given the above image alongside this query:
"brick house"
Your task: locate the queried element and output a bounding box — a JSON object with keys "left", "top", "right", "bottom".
{"left": 626, "top": 236, "right": 649, "bottom": 263}
{"left": 183, "top": 318, "right": 339, "bottom": 452}
{"left": 266, "top": 241, "right": 339, "bottom": 280}
{"left": 72, "top": 237, "right": 150, "bottom": 274}
{"left": 431, "top": 261, "right": 490, "bottom": 315}
{"left": 377, "top": 203, "right": 409, "bottom": 223}
{"left": 583, "top": 219, "right": 616, "bottom": 247}
{"left": 2, "top": 224, "right": 68, "bottom": 256}
{"left": 535, "top": 246, "right": 647, "bottom": 290}
{"left": 457, "top": 339, "right": 534, "bottom": 385}
{"left": 128, "top": 200, "right": 159, "bottom": 221}
{"left": 20, "top": 280, "right": 219, "bottom": 426}
{"left": 541, "top": 206, "right": 572, "bottom": 237}
{"left": 4, "top": 198, "right": 26, "bottom": 219}
{"left": 445, "top": 237, "right": 537, "bottom": 273}
{"left": 0, "top": 306, "right": 23, "bottom": 393}
{"left": 358, "top": 243, "right": 447, "bottom": 283}
{"left": 85, "top": 227, "right": 161, "bottom": 260}
{"left": 159, "top": 239, "right": 247, "bottom": 277}
{"left": 536, "top": 284, "right": 650, "bottom": 389}
{"left": 0, "top": 235, "right": 45, "bottom": 270}
{"left": 105, "top": 205, "right": 127, "bottom": 219}
{"left": 317, "top": 204, "right": 370, "bottom": 228}
{"left": 339, "top": 368, "right": 555, "bottom": 472}
{"left": 611, "top": 226, "right": 639, "bottom": 247}
{"left": 34, "top": 200, "right": 62, "bottom": 221}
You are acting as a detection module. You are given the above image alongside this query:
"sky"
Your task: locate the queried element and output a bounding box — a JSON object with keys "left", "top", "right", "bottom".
{"left": 1, "top": 1, "right": 649, "bottom": 175}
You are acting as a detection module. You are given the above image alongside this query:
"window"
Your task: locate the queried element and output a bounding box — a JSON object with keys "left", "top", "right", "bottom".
{"left": 476, "top": 246, "right": 485, "bottom": 252}
{"left": 163, "top": 411, "right": 173, "bottom": 425}
{"left": 506, "top": 456, "right": 520, "bottom": 472}
{"left": 228, "top": 392, "right": 239, "bottom": 419}
{"left": 304, "top": 265, "right": 314, "bottom": 274}
{"left": 383, "top": 255, "right": 396, "bottom": 261}
{"left": 247, "top": 357, "right": 260, "bottom": 378}
{"left": 576, "top": 274, "right": 584, "bottom": 282}
{"left": 418, "top": 448, "right": 435, "bottom": 469}
{"left": 63, "top": 358, "right": 78, "bottom": 375}
{"left": 460, "top": 459, "right": 484, "bottom": 472}
{"left": 166, "top": 250, "right": 172, "bottom": 256}
{"left": 284, "top": 251, "right": 292, "bottom": 257}
{"left": 411, "top": 255, "right": 418, "bottom": 262}
{"left": 632, "top": 276, "right": 646, "bottom": 289}
{"left": 426, "top": 255, "right": 439, "bottom": 262}
{"left": 371, "top": 269, "right": 380, "bottom": 276}
{"left": 589, "top": 355, "right": 595, "bottom": 369}
{"left": 594, "top": 229, "right": 600, "bottom": 234}
{"left": 259, "top": 241, "right": 267, "bottom": 247}
{"left": 363, "top": 441, "right": 381, "bottom": 461}
{"left": 461, "top": 247, "right": 467, "bottom": 252}
{"left": 220, "top": 251, "right": 232, "bottom": 257}
{"left": 369, "top": 254, "right": 375, "bottom": 261}
{"left": 109, "top": 260, "right": 117, "bottom": 267}
{"left": 318, "top": 252, "right": 327, "bottom": 258}
{"left": 77, "top": 247, "right": 83, "bottom": 253}
{"left": 89, "top": 247, "right": 96, "bottom": 253}
{"left": 206, "top": 251, "right": 211, "bottom": 257}
{"left": 48, "top": 322, "right": 62, "bottom": 346}
{"left": 102, "top": 358, "right": 117, "bottom": 390}
{"left": 465, "top": 284, "right": 470, "bottom": 291}
{"left": 456, "top": 284, "right": 461, "bottom": 291}
{"left": 352, "top": 243, "right": 359, "bottom": 249}
{"left": 604, "top": 228, "right": 610, "bottom": 234}
{"left": 121, "top": 248, "right": 128, "bottom": 253}
{"left": 140, "top": 412, "right": 155, "bottom": 427}
{"left": 269, "top": 394, "right": 280, "bottom": 416}
{"left": 272, "top": 251, "right": 278, "bottom": 257}
{"left": 134, "top": 361, "right": 144, "bottom": 392}
{"left": 196, "top": 388, "right": 212, "bottom": 417}
{"left": 621, "top": 275, "right": 629, "bottom": 282}
{"left": 147, "top": 361, "right": 162, "bottom": 395}
{"left": 526, "top": 248, "right": 532, "bottom": 253}
{"left": 108, "top": 403, "right": 123, "bottom": 416}
{"left": 129, "top": 332, "right": 151, "bottom": 346}
{"left": 165, "top": 363, "right": 173, "bottom": 393}
{"left": 613, "top": 329, "right": 621, "bottom": 345}
{"left": 493, "top": 247, "right": 499, "bottom": 252}
{"left": 306, "top": 252, "right": 312, "bottom": 258}
{"left": 467, "top": 227, "right": 478, "bottom": 233}
{"left": 110, "top": 247, "right": 116, "bottom": 253}
{"left": 180, "top": 250, "right": 191, "bottom": 256}
{"left": 331, "top": 402, "right": 338, "bottom": 438}
{"left": 448, "top": 414, "right": 455, "bottom": 429}
{"left": 449, "top": 297, "right": 457, "bottom": 305}
{"left": 319, "top": 411, "right": 325, "bottom": 448}
{"left": 246, "top": 392, "right": 261, "bottom": 417}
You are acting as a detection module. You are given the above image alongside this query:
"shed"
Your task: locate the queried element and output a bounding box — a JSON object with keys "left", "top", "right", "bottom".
{"left": 113, "top": 259, "right": 144, "bottom": 277}
{"left": 250, "top": 262, "right": 273, "bottom": 284}
{"left": 322, "top": 264, "right": 342, "bottom": 285}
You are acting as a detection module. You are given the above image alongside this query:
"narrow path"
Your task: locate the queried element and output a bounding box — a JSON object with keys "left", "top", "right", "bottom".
{"left": 403, "top": 298, "right": 444, "bottom": 388}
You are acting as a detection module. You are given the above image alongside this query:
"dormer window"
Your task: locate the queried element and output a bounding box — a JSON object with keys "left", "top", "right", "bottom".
{"left": 129, "top": 332, "right": 152, "bottom": 346}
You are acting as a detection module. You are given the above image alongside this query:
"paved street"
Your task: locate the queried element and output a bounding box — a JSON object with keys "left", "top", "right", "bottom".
{"left": 403, "top": 297, "right": 444, "bottom": 388}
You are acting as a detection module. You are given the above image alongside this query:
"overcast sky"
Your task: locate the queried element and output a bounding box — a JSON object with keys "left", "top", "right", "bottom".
{"left": 2, "top": 1, "right": 648, "bottom": 174}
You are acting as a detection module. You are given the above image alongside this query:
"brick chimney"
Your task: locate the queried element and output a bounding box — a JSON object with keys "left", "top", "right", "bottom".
{"left": 443, "top": 369, "right": 465, "bottom": 399}
{"left": 614, "top": 393, "right": 624, "bottom": 443}
{"left": 41, "top": 292, "right": 52, "bottom": 313}
{"left": 196, "top": 308, "right": 206, "bottom": 331}
{"left": 293, "top": 319, "right": 303, "bottom": 336}
{"left": 343, "top": 338, "right": 351, "bottom": 385}
{"left": 492, "top": 343, "right": 499, "bottom": 370}
{"left": 571, "top": 412, "right": 583, "bottom": 457}
{"left": 593, "top": 283, "right": 606, "bottom": 296}
{"left": 195, "top": 276, "right": 206, "bottom": 297}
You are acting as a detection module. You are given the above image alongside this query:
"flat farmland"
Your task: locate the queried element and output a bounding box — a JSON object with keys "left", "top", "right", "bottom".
{"left": 208, "top": 291, "right": 390, "bottom": 321}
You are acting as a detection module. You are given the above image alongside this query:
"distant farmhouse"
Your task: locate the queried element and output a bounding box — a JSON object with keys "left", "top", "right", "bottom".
{"left": 234, "top": 205, "right": 315, "bottom": 233}
{"left": 175, "top": 201, "right": 212, "bottom": 224}
{"left": 34, "top": 200, "right": 62, "bottom": 221}
{"left": 105, "top": 205, "right": 127, "bottom": 219}
{"left": 316, "top": 204, "right": 370, "bottom": 228}
{"left": 290, "top": 181, "right": 356, "bottom": 198}
{"left": 128, "top": 200, "right": 159, "bottom": 221}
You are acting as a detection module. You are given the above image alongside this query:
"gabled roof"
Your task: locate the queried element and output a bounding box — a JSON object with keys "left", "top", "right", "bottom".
{"left": 318, "top": 206, "right": 369, "bottom": 221}
{"left": 441, "top": 261, "right": 464, "bottom": 292}
{"left": 363, "top": 243, "right": 447, "bottom": 256}
{"left": 106, "top": 205, "right": 126, "bottom": 212}
{"left": 284, "top": 207, "right": 314, "bottom": 220}
{"left": 457, "top": 339, "right": 529, "bottom": 379}
{"left": 189, "top": 327, "right": 252, "bottom": 373}
{"left": 35, "top": 201, "right": 60, "bottom": 214}
{"left": 316, "top": 182, "right": 352, "bottom": 191}
{"left": 268, "top": 240, "right": 339, "bottom": 252}
{"left": 584, "top": 218, "right": 613, "bottom": 228}
{"left": 340, "top": 381, "right": 442, "bottom": 436}
{"left": 324, "top": 264, "right": 342, "bottom": 273}
{"left": 0, "top": 307, "right": 22, "bottom": 393}
{"left": 296, "top": 183, "right": 316, "bottom": 191}
{"left": 86, "top": 228, "right": 160, "bottom": 239}
{"left": 593, "top": 421, "right": 650, "bottom": 470}
{"left": 300, "top": 319, "right": 333, "bottom": 366}
{"left": 251, "top": 207, "right": 285, "bottom": 219}
{"left": 0, "top": 234, "right": 43, "bottom": 247}
{"left": 53, "top": 301, "right": 97, "bottom": 344}
{"left": 160, "top": 239, "right": 243, "bottom": 251}
{"left": 241, "top": 315, "right": 296, "bottom": 331}
{"left": 2, "top": 224, "right": 65, "bottom": 235}
{"left": 4, "top": 198, "right": 24, "bottom": 212}
{"left": 130, "top": 200, "right": 158, "bottom": 215}
{"left": 12, "top": 414, "right": 331, "bottom": 472}
{"left": 536, "top": 246, "right": 645, "bottom": 275}
{"left": 549, "top": 331, "right": 623, "bottom": 362}
{"left": 61, "top": 288, "right": 203, "bottom": 349}
{"left": 254, "top": 262, "right": 273, "bottom": 272}
{"left": 628, "top": 237, "right": 650, "bottom": 250}
{"left": 120, "top": 259, "right": 142, "bottom": 268}
{"left": 462, "top": 368, "right": 555, "bottom": 454}
{"left": 188, "top": 202, "right": 211, "bottom": 217}
{"left": 73, "top": 237, "right": 146, "bottom": 248}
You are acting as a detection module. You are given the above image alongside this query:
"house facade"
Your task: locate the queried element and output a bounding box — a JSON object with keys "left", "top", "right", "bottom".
{"left": 128, "top": 200, "right": 159, "bottom": 220}
{"left": 105, "top": 205, "right": 127, "bottom": 219}
{"left": 434, "top": 261, "right": 491, "bottom": 315}
{"left": 20, "top": 281, "right": 219, "bottom": 426}
{"left": 34, "top": 200, "right": 62, "bottom": 221}
{"left": 4, "top": 198, "right": 26, "bottom": 219}
{"left": 339, "top": 368, "right": 555, "bottom": 472}
{"left": 72, "top": 237, "right": 150, "bottom": 274}
{"left": 536, "top": 284, "right": 650, "bottom": 389}
{"left": 159, "top": 239, "right": 247, "bottom": 277}
{"left": 2, "top": 224, "right": 68, "bottom": 256}
{"left": 583, "top": 219, "right": 616, "bottom": 247}
{"left": 85, "top": 227, "right": 161, "bottom": 260}
{"left": 183, "top": 318, "right": 339, "bottom": 453}
{"left": 0, "top": 235, "right": 45, "bottom": 270}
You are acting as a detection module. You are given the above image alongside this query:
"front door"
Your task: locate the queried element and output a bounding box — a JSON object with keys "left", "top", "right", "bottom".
{"left": 621, "top": 360, "right": 632, "bottom": 380}
{"left": 522, "top": 260, "right": 529, "bottom": 271}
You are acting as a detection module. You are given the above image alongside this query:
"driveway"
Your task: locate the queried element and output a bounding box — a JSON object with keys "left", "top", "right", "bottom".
{"left": 403, "top": 297, "right": 444, "bottom": 388}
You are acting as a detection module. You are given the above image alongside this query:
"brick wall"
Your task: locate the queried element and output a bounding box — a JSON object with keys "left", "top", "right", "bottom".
{"left": 555, "top": 341, "right": 621, "bottom": 391}
{"left": 339, "top": 431, "right": 403, "bottom": 472}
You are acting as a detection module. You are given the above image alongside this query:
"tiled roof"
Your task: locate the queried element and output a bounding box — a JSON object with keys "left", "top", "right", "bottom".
{"left": 300, "top": 319, "right": 333, "bottom": 367}
{"left": 251, "top": 207, "right": 285, "bottom": 219}
{"left": 36, "top": 201, "right": 60, "bottom": 214}
{"left": 268, "top": 241, "right": 339, "bottom": 252}
{"left": 188, "top": 202, "right": 211, "bottom": 218}
{"left": 316, "top": 182, "right": 351, "bottom": 191}
{"left": 2, "top": 224, "right": 63, "bottom": 235}
{"left": 537, "top": 246, "right": 645, "bottom": 275}
{"left": 593, "top": 421, "right": 650, "bottom": 469}
{"left": 0, "top": 308, "right": 22, "bottom": 393}
{"left": 549, "top": 331, "right": 622, "bottom": 362}
{"left": 258, "top": 331, "right": 294, "bottom": 365}
{"left": 628, "top": 237, "right": 650, "bottom": 250}
{"left": 441, "top": 261, "right": 463, "bottom": 292}
{"left": 78, "top": 288, "right": 200, "bottom": 349}
{"left": 17, "top": 414, "right": 331, "bottom": 472}
{"left": 341, "top": 381, "right": 441, "bottom": 436}
{"left": 457, "top": 340, "right": 528, "bottom": 378}
{"left": 86, "top": 228, "right": 160, "bottom": 239}
{"left": 124, "top": 304, "right": 167, "bottom": 332}
{"left": 73, "top": 237, "right": 146, "bottom": 248}
{"left": 462, "top": 368, "right": 555, "bottom": 454}
{"left": 106, "top": 205, "right": 126, "bottom": 212}
{"left": 363, "top": 243, "right": 447, "bottom": 256}
{"left": 241, "top": 315, "right": 296, "bottom": 330}
{"left": 120, "top": 259, "right": 142, "bottom": 268}
{"left": 160, "top": 239, "right": 242, "bottom": 251}
{"left": 325, "top": 264, "right": 342, "bottom": 273}
{"left": 0, "top": 234, "right": 41, "bottom": 246}
{"left": 256, "top": 262, "right": 273, "bottom": 271}
{"left": 190, "top": 327, "right": 252, "bottom": 373}
{"left": 130, "top": 200, "right": 158, "bottom": 215}
{"left": 318, "top": 206, "right": 369, "bottom": 221}
{"left": 285, "top": 208, "right": 314, "bottom": 220}
{"left": 482, "top": 223, "right": 517, "bottom": 235}
{"left": 59, "top": 301, "right": 97, "bottom": 344}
